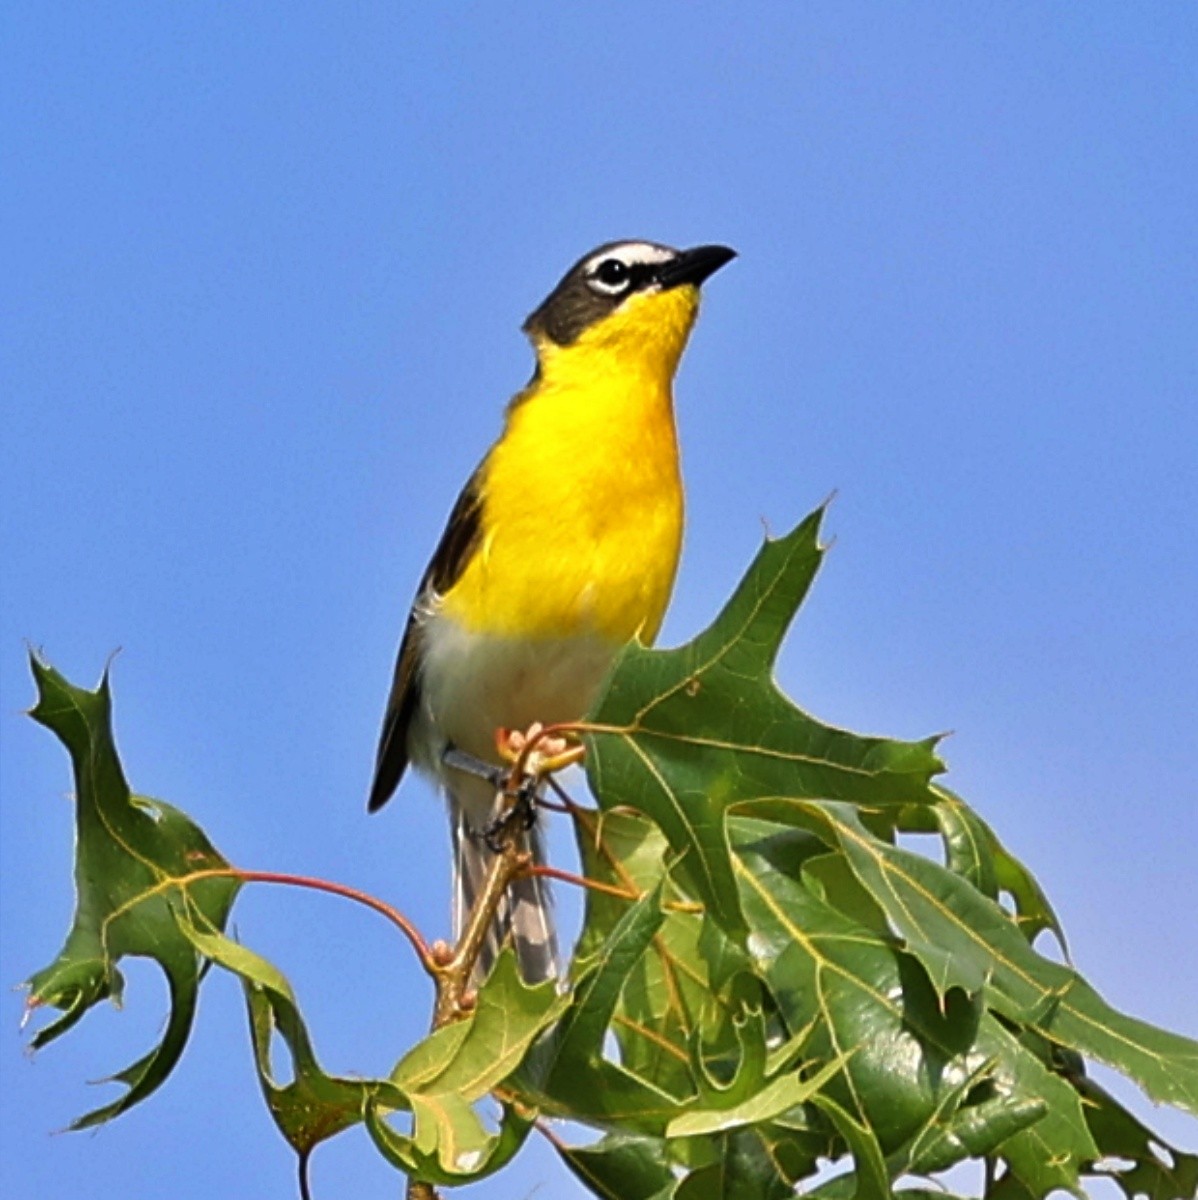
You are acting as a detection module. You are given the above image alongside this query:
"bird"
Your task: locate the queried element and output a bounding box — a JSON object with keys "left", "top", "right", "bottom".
{"left": 367, "top": 239, "right": 736, "bottom": 983}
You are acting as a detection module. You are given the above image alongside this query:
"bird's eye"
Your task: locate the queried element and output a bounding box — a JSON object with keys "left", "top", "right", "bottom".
{"left": 589, "top": 258, "right": 631, "bottom": 294}
{"left": 596, "top": 259, "right": 628, "bottom": 285}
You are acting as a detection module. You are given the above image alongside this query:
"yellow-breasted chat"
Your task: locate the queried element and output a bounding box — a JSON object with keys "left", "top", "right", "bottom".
{"left": 368, "top": 240, "right": 736, "bottom": 980}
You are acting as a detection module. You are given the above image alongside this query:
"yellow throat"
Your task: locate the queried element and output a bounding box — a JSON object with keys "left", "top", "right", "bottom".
{"left": 441, "top": 283, "right": 701, "bottom": 643}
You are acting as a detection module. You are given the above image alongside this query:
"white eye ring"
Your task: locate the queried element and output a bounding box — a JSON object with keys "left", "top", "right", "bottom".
{"left": 588, "top": 258, "right": 632, "bottom": 296}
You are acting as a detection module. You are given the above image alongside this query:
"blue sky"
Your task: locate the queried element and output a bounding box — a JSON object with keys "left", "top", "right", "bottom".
{"left": 2, "top": 5, "right": 1195, "bottom": 1197}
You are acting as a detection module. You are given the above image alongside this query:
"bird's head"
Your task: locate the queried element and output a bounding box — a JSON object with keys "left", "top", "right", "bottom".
{"left": 523, "top": 240, "right": 736, "bottom": 382}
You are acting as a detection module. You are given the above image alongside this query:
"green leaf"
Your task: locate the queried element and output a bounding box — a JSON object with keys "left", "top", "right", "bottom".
{"left": 366, "top": 950, "right": 565, "bottom": 1184}
{"left": 1074, "top": 1074, "right": 1198, "bottom": 1200}
{"left": 886, "top": 1060, "right": 1046, "bottom": 1176}
{"left": 800, "top": 799, "right": 1198, "bottom": 1115}
{"left": 392, "top": 950, "right": 565, "bottom": 1100}
{"left": 574, "top": 808, "right": 753, "bottom": 1106}
{"left": 175, "top": 908, "right": 400, "bottom": 1166}
{"left": 516, "top": 882, "right": 688, "bottom": 1131}
{"left": 366, "top": 1093, "right": 533, "bottom": 1187}
{"left": 969, "top": 1020, "right": 1096, "bottom": 1195}
{"left": 673, "top": 1128, "right": 799, "bottom": 1200}
{"left": 667, "top": 1051, "right": 850, "bottom": 1138}
{"left": 930, "top": 787, "right": 1066, "bottom": 949}
{"left": 23, "top": 655, "right": 238, "bottom": 1127}
{"left": 808, "top": 1092, "right": 892, "bottom": 1200}
{"left": 586, "top": 507, "right": 945, "bottom": 936}
{"left": 558, "top": 1133, "right": 677, "bottom": 1200}
{"left": 733, "top": 820, "right": 979, "bottom": 1154}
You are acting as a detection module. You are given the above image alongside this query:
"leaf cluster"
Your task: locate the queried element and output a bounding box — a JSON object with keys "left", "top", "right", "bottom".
{"left": 20, "top": 506, "right": 1198, "bottom": 1197}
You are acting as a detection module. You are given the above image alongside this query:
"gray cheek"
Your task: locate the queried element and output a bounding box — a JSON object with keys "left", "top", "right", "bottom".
{"left": 532, "top": 284, "right": 617, "bottom": 346}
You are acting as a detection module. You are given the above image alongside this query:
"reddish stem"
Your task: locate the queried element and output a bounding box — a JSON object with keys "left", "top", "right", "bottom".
{"left": 527, "top": 863, "right": 639, "bottom": 902}
{"left": 182, "top": 866, "right": 434, "bottom": 972}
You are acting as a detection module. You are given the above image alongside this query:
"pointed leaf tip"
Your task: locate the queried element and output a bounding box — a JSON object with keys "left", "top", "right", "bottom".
{"left": 23, "top": 656, "right": 239, "bottom": 1127}
{"left": 587, "top": 504, "right": 942, "bottom": 935}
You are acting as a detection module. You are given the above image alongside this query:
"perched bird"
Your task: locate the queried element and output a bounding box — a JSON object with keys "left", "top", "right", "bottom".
{"left": 368, "top": 239, "right": 736, "bottom": 982}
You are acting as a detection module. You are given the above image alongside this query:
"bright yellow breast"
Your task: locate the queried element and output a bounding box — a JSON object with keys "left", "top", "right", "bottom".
{"left": 442, "top": 285, "right": 698, "bottom": 643}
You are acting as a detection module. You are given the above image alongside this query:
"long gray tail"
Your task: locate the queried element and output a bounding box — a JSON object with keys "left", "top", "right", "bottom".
{"left": 450, "top": 797, "right": 558, "bottom": 985}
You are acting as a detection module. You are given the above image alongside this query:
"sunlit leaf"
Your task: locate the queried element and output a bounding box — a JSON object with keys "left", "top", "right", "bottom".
{"left": 799, "top": 799, "right": 1198, "bottom": 1114}
{"left": 366, "top": 950, "right": 564, "bottom": 1184}
{"left": 667, "top": 1052, "right": 849, "bottom": 1138}
{"left": 586, "top": 507, "right": 945, "bottom": 935}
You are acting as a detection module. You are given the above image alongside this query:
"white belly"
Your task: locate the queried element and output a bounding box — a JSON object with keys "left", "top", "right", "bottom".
{"left": 410, "top": 609, "right": 620, "bottom": 820}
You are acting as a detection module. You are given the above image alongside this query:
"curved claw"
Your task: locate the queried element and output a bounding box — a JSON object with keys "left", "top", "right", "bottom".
{"left": 443, "top": 732, "right": 574, "bottom": 852}
{"left": 483, "top": 777, "right": 538, "bottom": 851}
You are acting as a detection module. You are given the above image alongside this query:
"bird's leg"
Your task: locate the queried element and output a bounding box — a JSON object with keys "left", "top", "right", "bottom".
{"left": 443, "top": 725, "right": 586, "bottom": 851}
{"left": 440, "top": 743, "right": 538, "bottom": 853}
{"left": 441, "top": 744, "right": 509, "bottom": 791}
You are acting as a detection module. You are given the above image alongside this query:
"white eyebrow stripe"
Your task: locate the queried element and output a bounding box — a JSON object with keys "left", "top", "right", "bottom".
{"left": 582, "top": 242, "right": 676, "bottom": 273}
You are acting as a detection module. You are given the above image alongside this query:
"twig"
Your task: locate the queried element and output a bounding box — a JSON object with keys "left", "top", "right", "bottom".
{"left": 534, "top": 1118, "right": 568, "bottom": 1151}
{"left": 528, "top": 864, "right": 703, "bottom": 914}
{"left": 409, "top": 748, "right": 550, "bottom": 1197}
{"left": 102, "top": 865, "right": 435, "bottom": 974}
{"left": 404, "top": 722, "right": 620, "bottom": 1197}
{"left": 430, "top": 834, "right": 529, "bottom": 1029}
{"left": 528, "top": 863, "right": 639, "bottom": 901}
{"left": 230, "top": 869, "right": 434, "bottom": 969}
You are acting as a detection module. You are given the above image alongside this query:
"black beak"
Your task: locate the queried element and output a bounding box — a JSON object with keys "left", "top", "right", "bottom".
{"left": 657, "top": 244, "right": 737, "bottom": 290}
